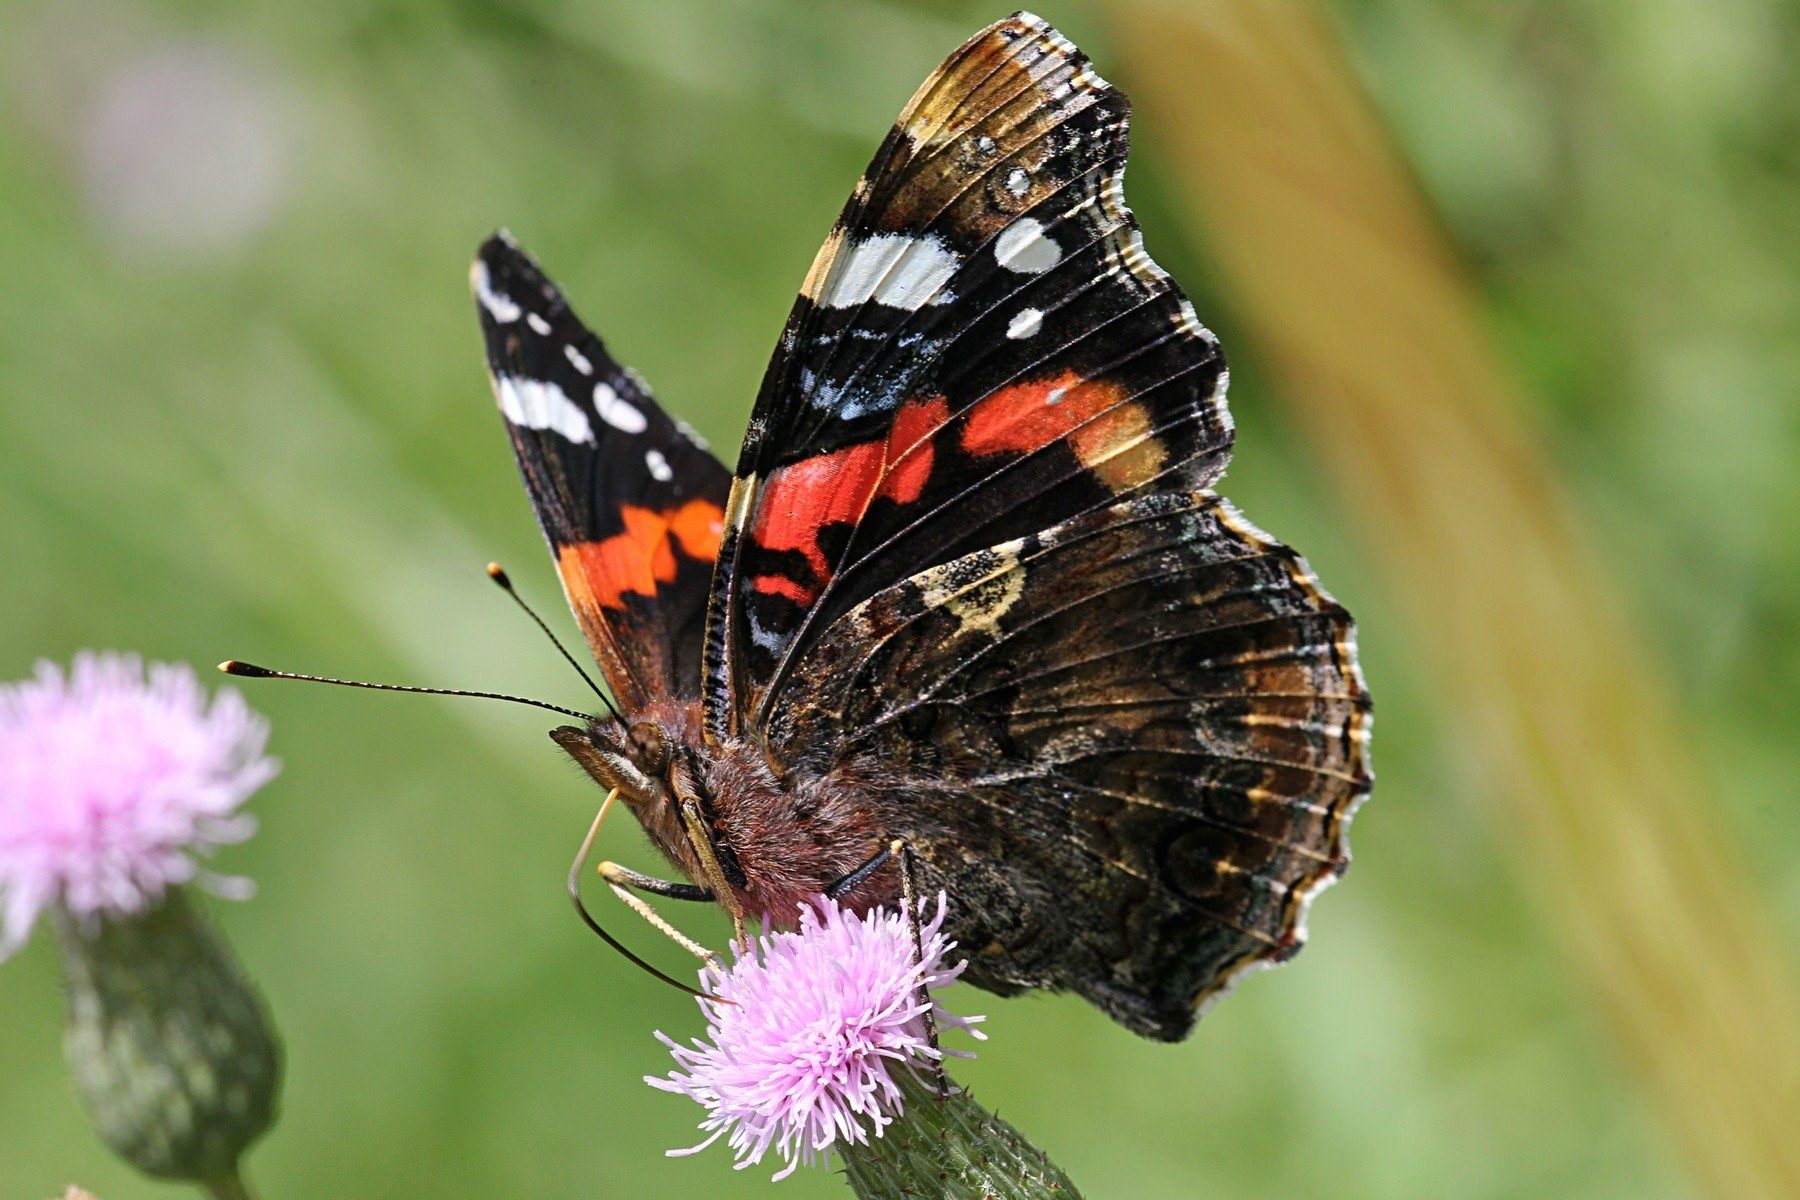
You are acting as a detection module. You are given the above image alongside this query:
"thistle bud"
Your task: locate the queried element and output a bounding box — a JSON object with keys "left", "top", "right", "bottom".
{"left": 56, "top": 888, "right": 280, "bottom": 1190}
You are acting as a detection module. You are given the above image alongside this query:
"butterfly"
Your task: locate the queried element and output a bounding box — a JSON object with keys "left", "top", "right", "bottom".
{"left": 470, "top": 11, "right": 1370, "bottom": 1041}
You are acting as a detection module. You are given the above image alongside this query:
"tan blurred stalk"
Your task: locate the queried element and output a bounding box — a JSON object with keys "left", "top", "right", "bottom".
{"left": 1105, "top": 2, "right": 1800, "bottom": 1197}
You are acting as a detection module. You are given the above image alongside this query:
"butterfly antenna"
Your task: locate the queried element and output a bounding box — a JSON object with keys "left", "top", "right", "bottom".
{"left": 218, "top": 661, "right": 594, "bottom": 722}
{"left": 486, "top": 563, "right": 624, "bottom": 725}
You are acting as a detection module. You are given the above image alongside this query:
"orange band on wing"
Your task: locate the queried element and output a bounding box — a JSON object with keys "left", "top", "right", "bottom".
{"left": 751, "top": 572, "right": 817, "bottom": 605}
{"left": 961, "top": 371, "right": 1125, "bottom": 456}
{"left": 667, "top": 496, "right": 726, "bottom": 561}
{"left": 961, "top": 371, "right": 1167, "bottom": 491}
{"left": 558, "top": 498, "right": 725, "bottom": 611}
{"left": 752, "top": 395, "right": 949, "bottom": 602}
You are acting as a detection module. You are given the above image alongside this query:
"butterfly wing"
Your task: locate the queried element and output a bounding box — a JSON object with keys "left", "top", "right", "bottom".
{"left": 771, "top": 492, "right": 1371, "bottom": 1039}
{"left": 474, "top": 233, "right": 730, "bottom": 709}
{"left": 702, "top": 12, "right": 1233, "bottom": 739}
{"left": 706, "top": 13, "right": 1370, "bottom": 1038}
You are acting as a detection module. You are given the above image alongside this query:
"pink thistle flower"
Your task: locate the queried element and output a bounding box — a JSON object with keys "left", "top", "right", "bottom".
{"left": 648, "top": 895, "right": 985, "bottom": 1181}
{"left": 0, "top": 652, "right": 277, "bottom": 957}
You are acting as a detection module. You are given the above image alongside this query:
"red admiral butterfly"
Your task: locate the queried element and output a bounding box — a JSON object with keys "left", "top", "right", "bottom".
{"left": 470, "top": 12, "right": 1370, "bottom": 1040}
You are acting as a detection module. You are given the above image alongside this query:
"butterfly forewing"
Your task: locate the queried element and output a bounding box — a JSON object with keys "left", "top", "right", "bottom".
{"left": 473, "top": 234, "right": 730, "bottom": 709}
{"left": 705, "top": 13, "right": 1233, "bottom": 739}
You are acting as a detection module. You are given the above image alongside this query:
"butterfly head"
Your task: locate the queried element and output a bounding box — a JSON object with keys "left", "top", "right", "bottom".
{"left": 548, "top": 720, "right": 725, "bottom": 892}
{"left": 551, "top": 721, "right": 668, "bottom": 807}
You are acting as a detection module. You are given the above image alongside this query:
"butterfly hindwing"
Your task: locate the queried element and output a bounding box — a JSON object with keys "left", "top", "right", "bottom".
{"left": 473, "top": 233, "right": 730, "bottom": 709}
{"left": 704, "top": 13, "right": 1233, "bottom": 739}
{"left": 768, "top": 491, "right": 1371, "bottom": 1039}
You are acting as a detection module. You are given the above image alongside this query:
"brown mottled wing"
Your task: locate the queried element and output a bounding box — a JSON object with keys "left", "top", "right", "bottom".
{"left": 473, "top": 234, "right": 730, "bottom": 710}
{"left": 770, "top": 492, "right": 1372, "bottom": 1040}
{"left": 702, "top": 13, "right": 1232, "bottom": 741}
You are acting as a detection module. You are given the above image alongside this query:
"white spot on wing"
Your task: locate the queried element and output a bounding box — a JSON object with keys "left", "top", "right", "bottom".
{"left": 821, "top": 232, "right": 960, "bottom": 311}
{"left": 746, "top": 610, "right": 784, "bottom": 653}
{"left": 495, "top": 375, "right": 593, "bottom": 443}
{"left": 675, "top": 417, "right": 711, "bottom": 453}
{"left": 994, "top": 217, "right": 1062, "bottom": 274}
{"left": 1006, "top": 307, "right": 1043, "bottom": 339}
{"left": 645, "top": 448, "right": 673, "bottom": 481}
{"left": 563, "top": 344, "right": 593, "bottom": 374}
{"left": 1005, "top": 167, "right": 1030, "bottom": 196}
{"left": 473, "top": 261, "right": 521, "bottom": 323}
{"left": 526, "top": 312, "right": 551, "bottom": 335}
{"left": 593, "top": 382, "right": 648, "bottom": 434}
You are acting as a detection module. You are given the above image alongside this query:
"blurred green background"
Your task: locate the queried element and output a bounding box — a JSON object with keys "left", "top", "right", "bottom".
{"left": 3, "top": 2, "right": 1796, "bottom": 1198}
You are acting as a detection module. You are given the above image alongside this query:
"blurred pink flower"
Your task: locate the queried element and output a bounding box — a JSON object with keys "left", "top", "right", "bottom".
{"left": 649, "top": 895, "right": 983, "bottom": 1181}
{"left": 0, "top": 652, "right": 276, "bottom": 957}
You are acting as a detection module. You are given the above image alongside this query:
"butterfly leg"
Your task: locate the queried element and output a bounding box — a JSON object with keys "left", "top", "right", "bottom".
{"left": 567, "top": 792, "right": 713, "bottom": 998}
{"left": 595, "top": 862, "right": 712, "bottom": 902}
{"left": 677, "top": 796, "right": 750, "bottom": 947}
{"left": 595, "top": 860, "right": 721, "bottom": 968}
{"left": 823, "top": 842, "right": 893, "bottom": 899}
{"left": 891, "top": 838, "right": 952, "bottom": 1098}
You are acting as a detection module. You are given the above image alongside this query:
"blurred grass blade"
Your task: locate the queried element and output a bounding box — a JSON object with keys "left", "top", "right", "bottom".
{"left": 1104, "top": 2, "right": 1800, "bottom": 1197}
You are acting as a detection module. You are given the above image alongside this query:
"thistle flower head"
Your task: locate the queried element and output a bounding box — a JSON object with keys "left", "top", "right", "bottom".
{"left": 649, "top": 894, "right": 984, "bottom": 1181}
{"left": 0, "top": 652, "right": 276, "bottom": 957}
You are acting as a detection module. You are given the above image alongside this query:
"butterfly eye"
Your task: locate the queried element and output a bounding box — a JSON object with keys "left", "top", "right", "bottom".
{"left": 626, "top": 722, "right": 671, "bottom": 775}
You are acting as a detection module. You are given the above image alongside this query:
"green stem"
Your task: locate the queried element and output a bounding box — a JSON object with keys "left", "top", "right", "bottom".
{"left": 839, "top": 1072, "right": 1083, "bottom": 1199}
{"left": 203, "top": 1171, "right": 256, "bottom": 1200}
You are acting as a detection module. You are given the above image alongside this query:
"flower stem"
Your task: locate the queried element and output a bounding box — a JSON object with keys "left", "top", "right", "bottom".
{"left": 839, "top": 1072, "right": 1083, "bottom": 1199}
{"left": 203, "top": 1171, "right": 256, "bottom": 1200}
